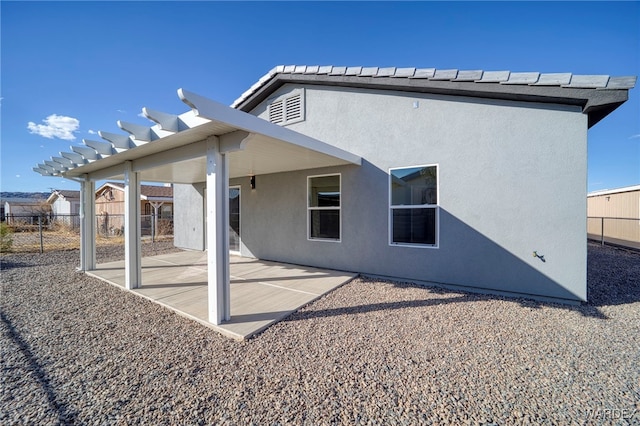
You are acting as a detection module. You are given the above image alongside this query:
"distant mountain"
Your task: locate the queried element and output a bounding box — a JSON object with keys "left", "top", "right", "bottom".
{"left": 0, "top": 192, "right": 50, "bottom": 200}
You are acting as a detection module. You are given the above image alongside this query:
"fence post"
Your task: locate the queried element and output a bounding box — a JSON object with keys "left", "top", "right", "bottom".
{"left": 38, "top": 215, "right": 44, "bottom": 254}
{"left": 600, "top": 217, "right": 604, "bottom": 246}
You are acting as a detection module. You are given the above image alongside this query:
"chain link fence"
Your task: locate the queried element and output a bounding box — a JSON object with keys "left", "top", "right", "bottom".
{"left": 587, "top": 216, "right": 640, "bottom": 250}
{"left": 1, "top": 213, "right": 173, "bottom": 254}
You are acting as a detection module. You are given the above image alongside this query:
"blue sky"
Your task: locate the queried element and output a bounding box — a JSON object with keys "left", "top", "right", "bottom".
{"left": 2, "top": 1, "right": 639, "bottom": 193}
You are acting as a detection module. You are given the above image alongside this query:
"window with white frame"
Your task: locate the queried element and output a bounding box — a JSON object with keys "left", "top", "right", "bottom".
{"left": 389, "top": 165, "right": 438, "bottom": 247}
{"left": 308, "top": 174, "right": 340, "bottom": 241}
{"left": 268, "top": 89, "right": 305, "bottom": 125}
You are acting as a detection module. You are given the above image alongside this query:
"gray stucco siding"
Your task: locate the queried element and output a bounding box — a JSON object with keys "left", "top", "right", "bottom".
{"left": 243, "top": 84, "right": 587, "bottom": 302}
{"left": 174, "top": 83, "right": 588, "bottom": 302}
{"left": 174, "top": 183, "right": 205, "bottom": 250}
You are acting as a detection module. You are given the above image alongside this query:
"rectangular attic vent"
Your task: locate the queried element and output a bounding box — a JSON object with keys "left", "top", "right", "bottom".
{"left": 269, "top": 100, "right": 284, "bottom": 123}
{"left": 268, "top": 89, "right": 304, "bottom": 125}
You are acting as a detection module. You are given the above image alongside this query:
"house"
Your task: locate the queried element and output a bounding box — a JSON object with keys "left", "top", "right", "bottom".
{"left": 94, "top": 182, "right": 173, "bottom": 235}
{"left": 3, "top": 197, "right": 50, "bottom": 225}
{"left": 587, "top": 185, "right": 640, "bottom": 249}
{"left": 47, "top": 189, "right": 81, "bottom": 215}
{"left": 33, "top": 65, "right": 636, "bottom": 325}
{"left": 47, "top": 189, "right": 81, "bottom": 228}
{"left": 95, "top": 182, "right": 173, "bottom": 217}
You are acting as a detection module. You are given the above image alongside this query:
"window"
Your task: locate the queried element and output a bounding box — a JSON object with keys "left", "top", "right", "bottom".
{"left": 268, "top": 89, "right": 305, "bottom": 125}
{"left": 308, "top": 174, "right": 340, "bottom": 241}
{"left": 389, "top": 165, "right": 438, "bottom": 247}
{"left": 161, "top": 205, "right": 172, "bottom": 219}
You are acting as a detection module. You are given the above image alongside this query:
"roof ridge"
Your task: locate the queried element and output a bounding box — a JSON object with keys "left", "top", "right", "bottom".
{"left": 231, "top": 65, "right": 637, "bottom": 108}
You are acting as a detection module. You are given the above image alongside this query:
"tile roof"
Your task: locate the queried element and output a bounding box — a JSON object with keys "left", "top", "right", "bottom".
{"left": 232, "top": 65, "right": 637, "bottom": 108}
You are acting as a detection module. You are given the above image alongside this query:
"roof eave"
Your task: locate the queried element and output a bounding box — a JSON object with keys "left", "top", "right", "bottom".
{"left": 583, "top": 89, "right": 629, "bottom": 128}
{"left": 235, "top": 73, "right": 630, "bottom": 129}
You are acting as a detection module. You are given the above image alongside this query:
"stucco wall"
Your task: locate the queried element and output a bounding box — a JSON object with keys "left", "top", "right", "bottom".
{"left": 240, "top": 84, "right": 588, "bottom": 302}
{"left": 174, "top": 183, "right": 205, "bottom": 250}
{"left": 173, "top": 83, "right": 588, "bottom": 302}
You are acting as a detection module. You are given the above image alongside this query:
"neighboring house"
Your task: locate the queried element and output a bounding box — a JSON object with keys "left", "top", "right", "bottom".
{"left": 95, "top": 182, "right": 173, "bottom": 217}
{"left": 47, "top": 189, "right": 81, "bottom": 228}
{"left": 3, "top": 197, "right": 50, "bottom": 224}
{"left": 33, "top": 65, "right": 636, "bottom": 325}
{"left": 47, "top": 189, "right": 81, "bottom": 215}
{"left": 95, "top": 182, "right": 173, "bottom": 235}
{"left": 587, "top": 185, "right": 640, "bottom": 249}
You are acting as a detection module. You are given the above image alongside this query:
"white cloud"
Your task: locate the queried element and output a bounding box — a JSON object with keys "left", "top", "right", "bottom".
{"left": 27, "top": 114, "right": 80, "bottom": 140}
{"left": 629, "top": 134, "right": 640, "bottom": 139}
{"left": 137, "top": 111, "right": 146, "bottom": 119}
{"left": 16, "top": 174, "right": 21, "bottom": 178}
{"left": 88, "top": 129, "right": 97, "bottom": 134}
{"left": 117, "top": 109, "right": 126, "bottom": 113}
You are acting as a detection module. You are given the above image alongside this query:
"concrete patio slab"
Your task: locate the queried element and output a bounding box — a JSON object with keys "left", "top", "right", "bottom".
{"left": 87, "top": 251, "right": 356, "bottom": 339}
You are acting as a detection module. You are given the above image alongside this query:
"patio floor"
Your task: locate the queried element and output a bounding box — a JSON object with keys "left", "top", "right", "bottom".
{"left": 87, "top": 251, "right": 357, "bottom": 340}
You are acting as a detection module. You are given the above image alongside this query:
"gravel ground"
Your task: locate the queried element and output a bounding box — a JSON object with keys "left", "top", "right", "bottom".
{"left": 1, "top": 242, "right": 639, "bottom": 425}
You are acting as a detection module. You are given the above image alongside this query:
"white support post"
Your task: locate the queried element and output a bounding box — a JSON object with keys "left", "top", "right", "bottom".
{"left": 149, "top": 201, "right": 164, "bottom": 238}
{"left": 124, "top": 161, "right": 141, "bottom": 290}
{"left": 206, "top": 136, "right": 231, "bottom": 324}
{"left": 79, "top": 176, "right": 95, "bottom": 271}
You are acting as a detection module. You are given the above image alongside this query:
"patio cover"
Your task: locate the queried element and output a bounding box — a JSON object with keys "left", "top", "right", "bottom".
{"left": 34, "top": 89, "right": 361, "bottom": 325}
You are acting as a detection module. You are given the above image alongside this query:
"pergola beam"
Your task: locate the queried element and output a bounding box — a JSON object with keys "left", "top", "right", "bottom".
{"left": 117, "top": 120, "right": 155, "bottom": 142}
{"left": 61, "top": 151, "right": 86, "bottom": 166}
{"left": 33, "top": 167, "right": 53, "bottom": 176}
{"left": 143, "top": 107, "right": 180, "bottom": 132}
{"left": 52, "top": 156, "right": 73, "bottom": 167}
{"left": 178, "top": 88, "right": 361, "bottom": 166}
{"left": 72, "top": 145, "right": 100, "bottom": 161}
{"left": 99, "top": 130, "right": 135, "bottom": 151}
{"left": 38, "top": 163, "right": 56, "bottom": 173}
{"left": 83, "top": 139, "right": 115, "bottom": 156}
{"left": 44, "top": 160, "right": 66, "bottom": 172}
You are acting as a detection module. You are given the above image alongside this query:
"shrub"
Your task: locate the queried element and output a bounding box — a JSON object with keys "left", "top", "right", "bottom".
{"left": 157, "top": 219, "right": 173, "bottom": 236}
{"left": 0, "top": 223, "right": 13, "bottom": 253}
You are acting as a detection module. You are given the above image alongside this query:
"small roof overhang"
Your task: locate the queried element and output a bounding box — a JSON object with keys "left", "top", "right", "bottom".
{"left": 34, "top": 89, "right": 361, "bottom": 183}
